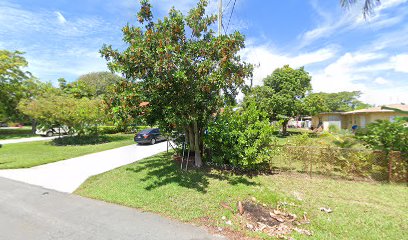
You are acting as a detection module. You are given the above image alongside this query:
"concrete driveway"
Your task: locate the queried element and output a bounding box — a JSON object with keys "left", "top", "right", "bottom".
{"left": 0, "top": 142, "right": 168, "bottom": 193}
{"left": 0, "top": 177, "right": 225, "bottom": 240}
{"left": 0, "top": 136, "right": 61, "bottom": 145}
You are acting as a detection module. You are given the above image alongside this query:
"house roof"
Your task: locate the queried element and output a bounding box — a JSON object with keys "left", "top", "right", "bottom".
{"left": 344, "top": 104, "right": 408, "bottom": 114}
{"left": 318, "top": 112, "right": 344, "bottom": 115}
{"left": 316, "top": 104, "right": 408, "bottom": 116}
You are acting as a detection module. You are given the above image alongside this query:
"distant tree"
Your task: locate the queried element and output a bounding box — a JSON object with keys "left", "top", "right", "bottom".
{"left": 66, "top": 72, "right": 123, "bottom": 99}
{"left": 242, "top": 85, "right": 274, "bottom": 120}
{"left": 308, "top": 91, "right": 370, "bottom": 113}
{"left": 100, "top": 0, "right": 252, "bottom": 167}
{"left": 57, "top": 78, "right": 67, "bottom": 90}
{"left": 0, "top": 50, "right": 32, "bottom": 122}
{"left": 104, "top": 78, "right": 145, "bottom": 131}
{"left": 356, "top": 120, "right": 407, "bottom": 181}
{"left": 303, "top": 93, "right": 330, "bottom": 116}
{"left": 19, "top": 94, "right": 106, "bottom": 136}
{"left": 261, "top": 65, "right": 312, "bottom": 135}
{"left": 19, "top": 78, "right": 62, "bottom": 132}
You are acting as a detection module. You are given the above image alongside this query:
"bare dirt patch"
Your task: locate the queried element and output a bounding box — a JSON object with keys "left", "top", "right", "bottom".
{"left": 238, "top": 200, "right": 312, "bottom": 239}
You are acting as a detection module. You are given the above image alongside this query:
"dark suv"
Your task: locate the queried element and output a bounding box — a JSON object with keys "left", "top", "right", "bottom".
{"left": 134, "top": 128, "right": 165, "bottom": 145}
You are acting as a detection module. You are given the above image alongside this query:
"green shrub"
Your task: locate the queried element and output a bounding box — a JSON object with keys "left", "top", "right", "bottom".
{"left": 52, "top": 135, "right": 111, "bottom": 146}
{"left": 356, "top": 119, "right": 407, "bottom": 181}
{"left": 98, "top": 125, "right": 121, "bottom": 134}
{"left": 205, "top": 102, "right": 277, "bottom": 170}
{"left": 328, "top": 124, "right": 340, "bottom": 133}
{"left": 286, "top": 133, "right": 312, "bottom": 146}
{"left": 332, "top": 135, "right": 358, "bottom": 148}
{"left": 356, "top": 120, "right": 407, "bottom": 153}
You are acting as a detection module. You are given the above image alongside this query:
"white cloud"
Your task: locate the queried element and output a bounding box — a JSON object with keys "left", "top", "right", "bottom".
{"left": 324, "top": 52, "right": 385, "bottom": 76}
{"left": 0, "top": 1, "right": 109, "bottom": 38}
{"left": 241, "top": 43, "right": 337, "bottom": 86}
{"left": 25, "top": 47, "right": 108, "bottom": 81}
{"left": 390, "top": 54, "right": 408, "bottom": 73}
{"left": 239, "top": 44, "right": 408, "bottom": 105}
{"left": 55, "top": 11, "right": 67, "bottom": 24}
{"left": 300, "top": 0, "right": 408, "bottom": 47}
{"left": 377, "top": 0, "right": 408, "bottom": 11}
{"left": 311, "top": 53, "right": 372, "bottom": 93}
{"left": 374, "top": 77, "right": 390, "bottom": 84}
{"left": 310, "top": 51, "right": 408, "bottom": 105}
{"left": 360, "top": 86, "right": 408, "bottom": 105}
{"left": 357, "top": 54, "right": 408, "bottom": 74}
{"left": 0, "top": 0, "right": 116, "bottom": 82}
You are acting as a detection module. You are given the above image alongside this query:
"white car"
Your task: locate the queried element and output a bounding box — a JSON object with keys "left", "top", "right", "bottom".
{"left": 36, "top": 126, "right": 69, "bottom": 137}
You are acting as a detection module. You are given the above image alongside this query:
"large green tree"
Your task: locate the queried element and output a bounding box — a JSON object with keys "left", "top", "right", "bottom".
{"left": 0, "top": 50, "right": 33, "bottom": 122}
{"left": 100, "top": 0, "right": 252, "bottom": 167}
{"left": 65, "top": 71, "right": 123, "bottom": 99}
{"left": 245, "top": 65, "right": 311, "bottom": 135}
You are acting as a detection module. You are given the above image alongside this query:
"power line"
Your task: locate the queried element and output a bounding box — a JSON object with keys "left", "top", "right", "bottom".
{"left": 222, "top": 0, "right": 233, "bottom": 15}
{"left": 222, "top": 23, "right": 228, "bottom": 35}
{"left": 225, "top": 0, "right": 237, "bottom": 33}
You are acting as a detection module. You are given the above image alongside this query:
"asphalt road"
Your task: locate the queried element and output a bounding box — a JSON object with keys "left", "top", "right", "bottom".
{"left": 0, "top": 177, "right": 226, "bottom": 240}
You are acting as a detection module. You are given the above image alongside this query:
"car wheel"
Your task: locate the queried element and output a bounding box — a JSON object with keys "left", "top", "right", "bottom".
{"left": 46, "top": 131, "right": 53, "bottom": 137}
{"left": 150, "top": 138, "right": 156, "bottom": 145}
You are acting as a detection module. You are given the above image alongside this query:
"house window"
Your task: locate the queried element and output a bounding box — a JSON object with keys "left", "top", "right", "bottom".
{"left": 328, "top": 115, "right": 340, "bottom": 121}
{"left": 390, "top": 116, "right": 395, "bottom": 122}
{"left": 354, "top": 116, "right": 360, "bottom": 125}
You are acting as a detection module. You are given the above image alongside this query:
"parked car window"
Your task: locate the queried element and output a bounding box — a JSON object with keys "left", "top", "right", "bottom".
{"left": 139, "top": 129, "right": 153, "bottom": 134}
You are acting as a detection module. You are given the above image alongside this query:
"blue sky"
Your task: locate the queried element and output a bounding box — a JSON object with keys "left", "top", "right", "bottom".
{"left": 1, "top": 0, "right": 407, "bottom": 105}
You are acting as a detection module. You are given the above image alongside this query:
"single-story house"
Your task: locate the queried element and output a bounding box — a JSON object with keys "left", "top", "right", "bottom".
{"left": 311, "top": 104, "right": 408, "bottom": 131}
{"left": 288, "top": 116, "right": 312, "bottom": 129}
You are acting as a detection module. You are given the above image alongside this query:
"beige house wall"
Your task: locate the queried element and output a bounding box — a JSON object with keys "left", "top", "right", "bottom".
{"left": 311, "top": 113, "right": 343, "bottom": 130}
{"left": 312, "top": 112, "right": 408, "bottom": 130}
{"left": 346, "top": 112, "right": 408, "bottom": 129}
{"left": 311, "top": 116, "right": 320, "bottom": 128}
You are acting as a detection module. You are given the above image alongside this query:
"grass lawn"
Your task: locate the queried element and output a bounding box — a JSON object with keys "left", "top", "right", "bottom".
{"left": 0, "top": 134, "right": 135, "bottom": 169}
{"left": 76, "top": 152, "right": 407, "bottom": 240}
{"left": 0, "top": 127, "right": 35, "bottom": 140}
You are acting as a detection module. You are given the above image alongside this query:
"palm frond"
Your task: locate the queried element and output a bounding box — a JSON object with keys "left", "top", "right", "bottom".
{"left": 340, "top": 0, "right": 381, "bottom": 18}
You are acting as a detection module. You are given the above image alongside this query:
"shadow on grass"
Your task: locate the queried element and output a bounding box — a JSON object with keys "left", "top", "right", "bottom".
{"left": 0, "top": 128, "right": 34, "bottom": 140}
{"left": 0, "top": 134, "right": 35, "bottom": 140}
{"left": 51, "top": 134, "right": 130, "bottom": 146}
{"left": 125, "top": 152, "right": 259, "bottom": 193}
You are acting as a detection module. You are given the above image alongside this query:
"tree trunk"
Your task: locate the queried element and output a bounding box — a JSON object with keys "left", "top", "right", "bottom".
{"left": 193, "top": 120, "right": 202, "bottom": 167}
{"left": 31, "top": 119, "right": 37, "bottom": 134}
{"left": 188, "top": 124, "right": 195, "bottom": 151}
{"left": 282, "top": 120, "right": 288, "bottom": 135}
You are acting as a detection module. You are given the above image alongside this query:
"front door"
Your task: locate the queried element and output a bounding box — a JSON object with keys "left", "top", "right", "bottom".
{"left": 360, "top": 116, "right": 366, "bottom": 128}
